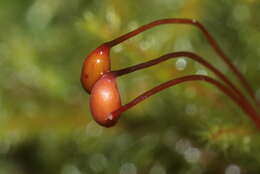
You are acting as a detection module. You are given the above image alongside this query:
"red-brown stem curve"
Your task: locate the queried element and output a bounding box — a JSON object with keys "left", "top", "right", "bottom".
{"left": 109, "top": 75, "right": 260, "bottom": 129}
{"left": 113, "top": 51, "right": 258, "bottom": 114}
{"left": 104, "top": 18, "right": 257, "bottom": 106}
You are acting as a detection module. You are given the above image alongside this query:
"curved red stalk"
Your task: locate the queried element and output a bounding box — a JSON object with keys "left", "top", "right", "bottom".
{"left": 113, "top": 51, "right": 258, "bottom": 114}
{"left": 104, "top": 18, "right": 258, "bottom": 106}
{"left": 109, "top": 75, "right": 260, "bottom": 129}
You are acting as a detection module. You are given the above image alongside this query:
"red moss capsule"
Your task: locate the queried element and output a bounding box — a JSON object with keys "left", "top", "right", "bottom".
{"left": 81, "top": 44, "right": 110, "bottom": 93}
{"left": 90, "top": 72, "right": 121, "bottom": 127}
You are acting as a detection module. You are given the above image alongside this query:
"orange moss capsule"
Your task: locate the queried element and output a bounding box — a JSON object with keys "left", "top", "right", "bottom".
{"left": 90, "top": 72, "right": 121, "bottom": 127}
{"left": 81, "top": 44, "right": 110, "bottom": 93}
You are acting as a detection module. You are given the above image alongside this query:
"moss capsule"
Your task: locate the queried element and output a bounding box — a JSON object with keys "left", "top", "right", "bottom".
{"left": 81, "top": 44, "right": 110, "bottom": 93}
{"left": 90, "top": 72, "right": 121, "bottom": 127}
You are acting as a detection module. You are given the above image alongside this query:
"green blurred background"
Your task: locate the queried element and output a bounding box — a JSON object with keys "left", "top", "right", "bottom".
{"left": 1, "top": 0, "right": 260, "bottom": 173}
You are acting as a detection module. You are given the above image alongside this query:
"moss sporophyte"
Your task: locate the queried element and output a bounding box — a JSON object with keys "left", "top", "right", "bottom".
{"left": 81, "top": 18, "right": 260, "bottom": 128}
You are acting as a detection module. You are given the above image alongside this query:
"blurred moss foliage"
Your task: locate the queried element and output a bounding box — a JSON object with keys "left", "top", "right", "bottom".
{"left": 1, "top": 0, "right": 260, "bottom": 173}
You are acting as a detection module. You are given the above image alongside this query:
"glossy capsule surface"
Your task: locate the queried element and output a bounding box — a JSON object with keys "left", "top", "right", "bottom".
{"left": 90, "top": 72, "right": 121, "bottom": 127}
{"left": 81, "top": 44, "right": 110, "bottom": 93}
